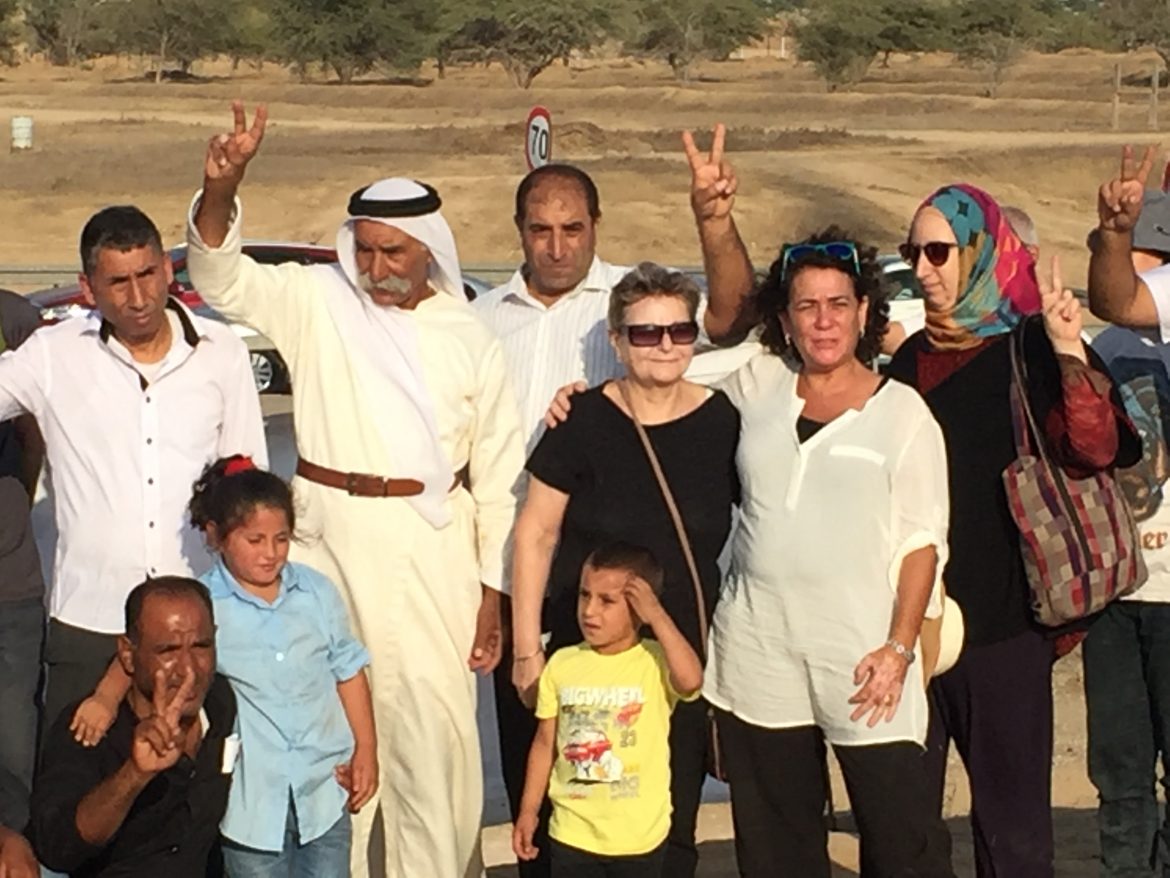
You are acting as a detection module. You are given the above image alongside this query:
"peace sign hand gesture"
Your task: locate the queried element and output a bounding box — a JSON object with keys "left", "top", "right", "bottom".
{"left": 1098, "top": 145, "right": 1157, "bottom": 234}
{"left": 130, "top": 667, "right": 196, "bottom": 777}
{"left": 1040, "top": 255, "right": 1086, "bottom": 361}
{"left": 204, "top": 100, "right": 268, "bottom": 186}
{"left": 682, "top": 123, "right": 738, "bottom": 223}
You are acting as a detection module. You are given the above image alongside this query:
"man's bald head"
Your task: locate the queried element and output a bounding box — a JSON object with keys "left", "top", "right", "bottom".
{"left": 514, "top": 165, "right": 600, "bottom": 227}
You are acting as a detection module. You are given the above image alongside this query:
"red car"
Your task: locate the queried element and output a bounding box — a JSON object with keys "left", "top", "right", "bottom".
{"left": 29, "top": 242, "right": 340, "bottom": 394}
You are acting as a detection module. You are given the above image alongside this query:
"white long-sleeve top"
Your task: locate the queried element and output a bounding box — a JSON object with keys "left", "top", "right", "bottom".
{"left": 704, "top": 353, "right": 950, "bottom": 746}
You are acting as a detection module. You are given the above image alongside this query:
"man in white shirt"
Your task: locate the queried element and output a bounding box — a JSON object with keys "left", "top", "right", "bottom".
{"left": 1086, "top": 147, "right": 1170, "bottom": 878}
{"left": 474, "top": 162, "right": 752, "bottom": 878}
{"left": 0, "top": 205, "right": 266, "bottom": 740}
{"left": 188, "top": 103, "right": 524, "bottom": 878}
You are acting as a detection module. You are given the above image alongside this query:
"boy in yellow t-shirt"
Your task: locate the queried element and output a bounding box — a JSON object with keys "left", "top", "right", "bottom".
{"left": 512, "top": 542, "right": 703, "bottom": 876}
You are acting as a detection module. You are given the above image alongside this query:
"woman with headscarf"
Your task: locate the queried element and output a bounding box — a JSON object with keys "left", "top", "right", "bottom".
{"left": 886, "top": 184, "right": 1141, "bottom": 878}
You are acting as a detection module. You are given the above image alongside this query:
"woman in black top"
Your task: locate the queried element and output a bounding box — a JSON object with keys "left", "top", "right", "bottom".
{"left": 887, "top": 184, "right": 1140, "bottom": 878}
{"left": 512, "top": 263, "right": 740, "bottom": 877}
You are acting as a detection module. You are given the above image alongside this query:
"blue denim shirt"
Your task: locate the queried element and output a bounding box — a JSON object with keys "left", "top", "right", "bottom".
{"left": 202, "top": 559, "right": 369, "bottom": 851}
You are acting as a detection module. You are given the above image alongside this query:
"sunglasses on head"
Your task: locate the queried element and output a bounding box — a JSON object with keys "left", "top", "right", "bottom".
{"left": 624, "top": 321, "right": 700, "bottom": 347}
{"left": 780, "top": 241, "right": 861, "bottom": 281}
{"left": 898, "top": 241, "right": 958, "bottom": 267}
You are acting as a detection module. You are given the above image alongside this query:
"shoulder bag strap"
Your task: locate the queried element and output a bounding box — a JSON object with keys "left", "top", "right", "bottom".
{"left": 617, "top": 381, "right": 710, "bottom": 660}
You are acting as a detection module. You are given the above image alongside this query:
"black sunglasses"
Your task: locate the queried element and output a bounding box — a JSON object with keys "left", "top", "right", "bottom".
{"left": 899, "top": 241, "right": 958, "bottom": 267}
{"left": 624, "top": 321, "right": 700, "bottom": 347}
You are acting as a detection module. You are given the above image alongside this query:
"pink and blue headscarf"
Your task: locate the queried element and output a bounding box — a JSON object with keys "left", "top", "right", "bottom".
{"left": 920, "top": 184, "right": 1042, "bottom": 351}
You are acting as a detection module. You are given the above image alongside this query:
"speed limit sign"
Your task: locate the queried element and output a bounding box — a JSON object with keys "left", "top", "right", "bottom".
{"left": 525, "top": 106, "right": 552, "bottom": 171}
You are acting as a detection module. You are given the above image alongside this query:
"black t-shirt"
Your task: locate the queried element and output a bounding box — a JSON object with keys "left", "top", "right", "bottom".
{"left": 887, "top": 320, "right": 1139, "bottom": 645}
{"left": 31, "top": 675, "right": 237, "bottom": 878}
{"left": 527, "top": 384, "right": 740, "bottom": 652}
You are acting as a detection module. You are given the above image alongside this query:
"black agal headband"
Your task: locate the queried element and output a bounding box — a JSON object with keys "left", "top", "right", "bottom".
{"left": 347, "top": 182, "right": 442, "bottom": 218}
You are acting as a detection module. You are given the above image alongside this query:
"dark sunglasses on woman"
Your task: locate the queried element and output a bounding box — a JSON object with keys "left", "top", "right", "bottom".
{"left": 899, "top": 241, "right": 958, "bottom": 267}
{"left": 624, "top": 321, "right": 701, "bottom": 347}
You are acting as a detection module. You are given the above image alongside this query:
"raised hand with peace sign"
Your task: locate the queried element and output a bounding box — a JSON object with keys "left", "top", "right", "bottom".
{"left": 130, "top": 667, "right": 197, "bottom": 777}
{"left": 1039, "top": 255, "right": 1087, "bottom": 362}
{"left": 682, "top": 123, "right": 738, "bottom": 223}
{"left": 204, "top": 100, "right": 268, "bottom": 188}
{"left": 1098, "top": 145, "right": 1157, "bottom": 235}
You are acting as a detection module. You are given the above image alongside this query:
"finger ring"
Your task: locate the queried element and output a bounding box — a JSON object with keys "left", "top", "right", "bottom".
{"left": 883, "top": 695, "right": 894, "bottom": 705}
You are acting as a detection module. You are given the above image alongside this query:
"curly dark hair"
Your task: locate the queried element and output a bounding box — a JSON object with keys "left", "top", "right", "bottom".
{"left": 188, "top": 455, "right": 296, "bottom": 538}
{"left": 756, "top": 226, "right": 890, "bottom": 366}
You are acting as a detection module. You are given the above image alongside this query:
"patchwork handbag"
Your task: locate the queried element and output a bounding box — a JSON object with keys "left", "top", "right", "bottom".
{"left": 1002, "top": 322, "right": 1146, "bottom": 626}
{"left": 618, "top": 382, "right": 726, "bottom": 781}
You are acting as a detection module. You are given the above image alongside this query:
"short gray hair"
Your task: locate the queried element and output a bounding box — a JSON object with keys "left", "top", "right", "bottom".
{"left": 607, "top": 262, "right": 701, "bottom": 331}
{"left": 1002, "top": 205, "right": 1039, "bottom": 249}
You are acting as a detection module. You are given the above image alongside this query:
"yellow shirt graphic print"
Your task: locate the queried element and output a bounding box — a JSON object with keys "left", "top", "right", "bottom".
{"left": 537, "top": 640, "right": 694, "bottom": 857}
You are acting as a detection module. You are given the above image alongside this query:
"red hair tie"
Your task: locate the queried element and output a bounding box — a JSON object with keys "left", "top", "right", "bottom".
{"left": 224, "top": 456, "right": 256, "bottom": 476}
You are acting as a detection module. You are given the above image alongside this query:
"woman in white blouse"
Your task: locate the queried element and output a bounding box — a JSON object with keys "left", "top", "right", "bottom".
{"left": 704, "top": 228, "right": 955, "bottom": 877}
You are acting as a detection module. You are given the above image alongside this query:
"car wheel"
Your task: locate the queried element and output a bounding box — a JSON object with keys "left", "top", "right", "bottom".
{"left": 250, "top": 351, "right": 276, "bottom": 394}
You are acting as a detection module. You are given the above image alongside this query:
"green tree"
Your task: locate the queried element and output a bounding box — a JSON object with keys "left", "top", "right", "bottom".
{"left": 624, "top": 0, "right": 767, "bottom": 82}
{"left": 0, "top": 0, "right": 18, "bottom": 64}
{"left": 222, "top": 0, "right": 276, "bottom": 71}
{"left": 1101, "top": 0, "right": 1170, "bottom": 69}
{"left": 953, "top": 0, "right": 1047, "bottom": 97}
{"left": 437, "top": 0, "right": 615, "bottom": 88}
{"left": 113, "top": 0, "right": 237, "bottom": 81}
{"left": 273, "top": 0, "right": 435, "bottom": 83}
{"left": 796, "top": 0, "right": 882, "bottom": 90}
{"left": 873, "top": 0, "right": 952, "bottom": 66}
{"left": 21, "top": 0, "right": 119, "bottom": 65}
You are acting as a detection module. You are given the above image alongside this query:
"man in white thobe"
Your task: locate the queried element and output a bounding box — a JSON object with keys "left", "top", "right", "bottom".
{"left": 185, "top": 103, "right": 524, "bottom": 878}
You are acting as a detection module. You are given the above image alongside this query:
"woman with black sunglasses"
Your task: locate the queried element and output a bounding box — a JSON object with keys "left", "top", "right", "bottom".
{"left": 510, "top": 261, "right": 740, "bottom": 876}
{"left": 885, "top": 184, "right": 1140, "bottom": 878}
{"left": 697, "top": 227, "right": 955, "bottom": 878}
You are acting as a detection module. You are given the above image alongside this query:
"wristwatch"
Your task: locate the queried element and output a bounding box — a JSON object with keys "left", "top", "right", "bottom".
{"left": 886, "top": 638, "right": 916, "bottom": 665}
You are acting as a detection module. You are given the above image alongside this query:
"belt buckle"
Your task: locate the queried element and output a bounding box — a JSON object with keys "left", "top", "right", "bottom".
{"left": 346, "top": 472, "right": 385, "bottom": 497}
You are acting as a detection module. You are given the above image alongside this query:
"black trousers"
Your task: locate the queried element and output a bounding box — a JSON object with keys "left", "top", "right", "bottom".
{"left": 39, "top": 618, "right": 118, "bottom": 755}
{"left": 549, "top": 839, "right": 666, "bottom": 878}
{"left": 494, "top": 605, "right": 710, "bottom": 878}
{"left": 924, "top": 628, "right": 1055, "bottom": 878}
{"left": 718, "top": 711, "right": 954, "bottom": 878}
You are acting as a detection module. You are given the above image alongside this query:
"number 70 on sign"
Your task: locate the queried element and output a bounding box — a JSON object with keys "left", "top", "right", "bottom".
{"left": 525, "top": 106, "right": 552, "bottom": 171}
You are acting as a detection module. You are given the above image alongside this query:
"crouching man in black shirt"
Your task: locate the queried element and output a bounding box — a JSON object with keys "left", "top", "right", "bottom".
{"left": 31, "top": 577, "right": 236, "bottom": 877}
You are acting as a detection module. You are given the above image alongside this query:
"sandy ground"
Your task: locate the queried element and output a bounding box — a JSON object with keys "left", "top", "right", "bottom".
{"left": 239, "top": 403, "right": 1105, "bottom": 877}
{"left": 13, "top": 48, "right": 1161, "bottom": 874}
{"left": 0, "top": 48, "right": 1167, "bottom": 286}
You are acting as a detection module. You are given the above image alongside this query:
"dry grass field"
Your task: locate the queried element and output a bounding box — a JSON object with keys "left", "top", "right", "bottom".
{"left": 0, "top": 47, "right": 1166, "bottom": 280}
{"left": 2, "top": 47, "right": 1162, "bottom": 874}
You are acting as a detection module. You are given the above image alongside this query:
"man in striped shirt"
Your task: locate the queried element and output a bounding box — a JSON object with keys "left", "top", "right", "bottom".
{"left": 474, "top": 163, "right": 752, "bottom": 878}
{"left": 473, "top": 165, "right": 626, "bottom": 878}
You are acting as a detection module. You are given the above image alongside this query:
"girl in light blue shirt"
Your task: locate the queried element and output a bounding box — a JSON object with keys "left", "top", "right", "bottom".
{"left": 73, "top": 455, "right": 377, "bottom": 877}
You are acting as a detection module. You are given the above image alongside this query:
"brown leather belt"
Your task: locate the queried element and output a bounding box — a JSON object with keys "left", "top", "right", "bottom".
{"left": 295, "top": 458, "right": 467, "bottom": 498}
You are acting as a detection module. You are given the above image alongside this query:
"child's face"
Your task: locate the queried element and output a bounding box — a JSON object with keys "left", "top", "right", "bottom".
{"left": 216, "top": 504, "right": 291, "bottom": 589}
{"left": 577, "top": 565, "right": 638, "bottom": 651}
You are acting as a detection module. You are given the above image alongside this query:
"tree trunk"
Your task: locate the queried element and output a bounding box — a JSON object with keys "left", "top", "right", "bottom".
{"left": 155, "top": 31, "right": 168, "bottom": 83}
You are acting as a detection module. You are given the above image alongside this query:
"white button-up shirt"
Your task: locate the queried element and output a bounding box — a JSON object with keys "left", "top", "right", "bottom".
{"left": 474, "top": 256, "right": 629, "bottom": 452}
{"left": 0, "top": 301, "right": 267, "bottom": 633}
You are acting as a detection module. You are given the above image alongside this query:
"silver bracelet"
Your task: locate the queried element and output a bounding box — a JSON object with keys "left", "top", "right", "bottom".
{"left": 886, "top": 638, "right": 916, "bottom": 665}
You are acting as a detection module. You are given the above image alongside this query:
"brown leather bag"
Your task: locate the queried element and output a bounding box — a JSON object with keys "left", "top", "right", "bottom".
{"left": 618, "top": 382, "right": 726, "bottom": 781}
